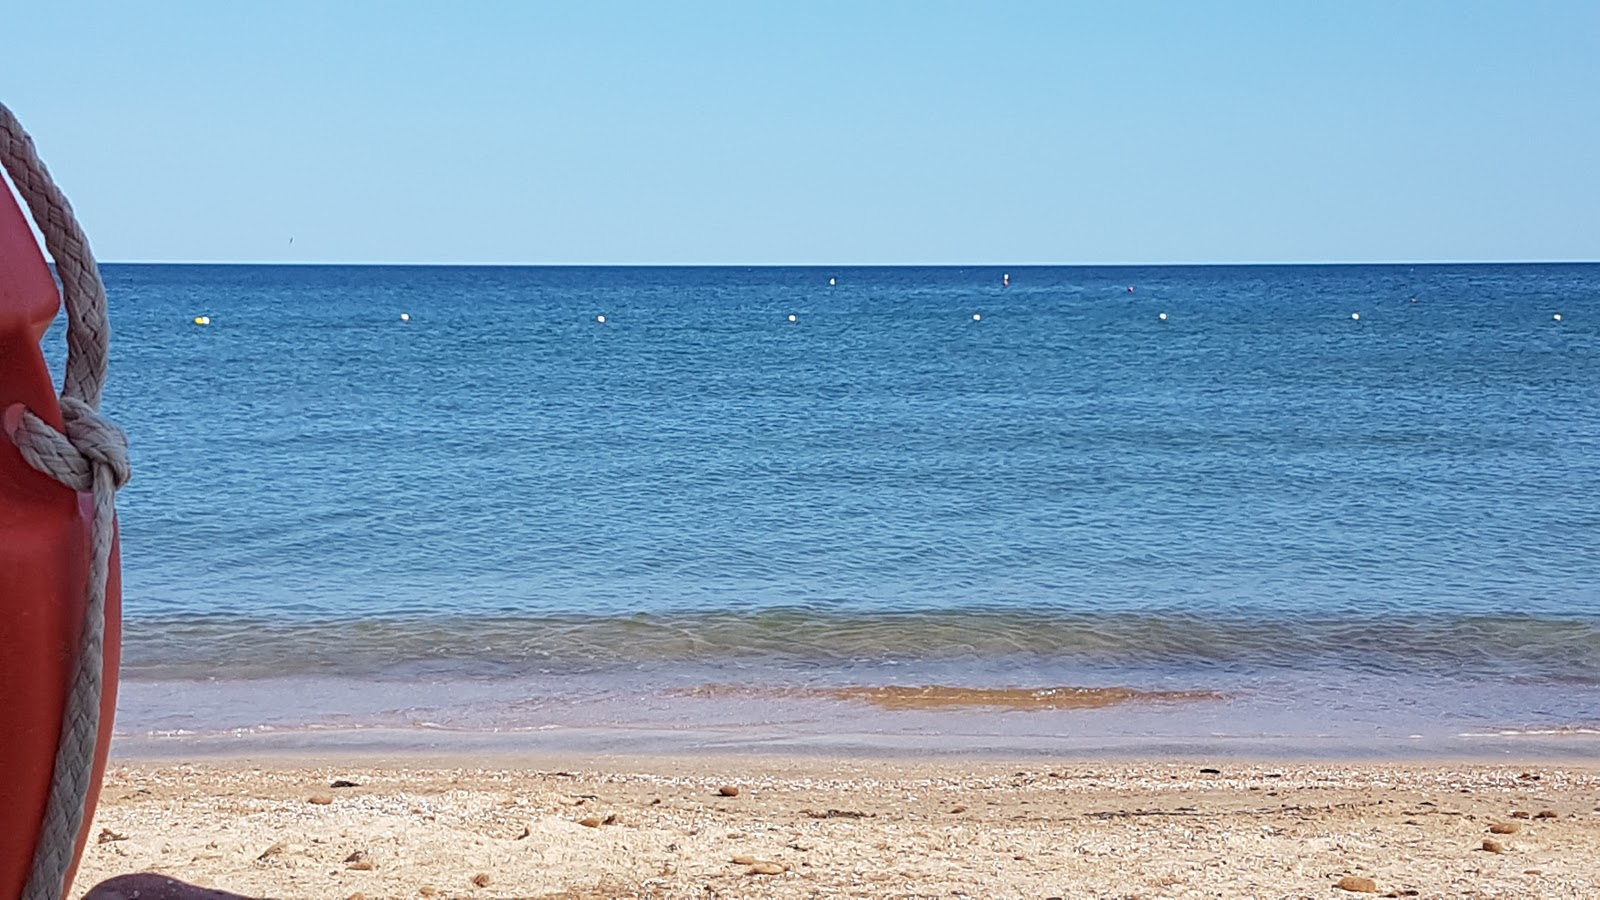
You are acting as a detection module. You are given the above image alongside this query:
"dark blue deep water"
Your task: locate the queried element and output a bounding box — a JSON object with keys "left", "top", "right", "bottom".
{"left": 81, "top": 264, "right": 1600, "bottom": 753}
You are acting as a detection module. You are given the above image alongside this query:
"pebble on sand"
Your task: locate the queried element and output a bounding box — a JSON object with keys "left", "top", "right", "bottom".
{"left": 731, "top": 855, "right": 756, "bottom": 865}
{"left": 97, "top": 828, "right": 128, "bottom": 844}
{"left": 719, "top": 785, "right": 740, "bottom": 797}
{"left": 257, "top": 841, "right": 286, "bottom": 860}
{"left": 748, "top": 861, "right": 788, "bottom": 875}
{"left": 470, "top": 872, "right": 492, "bottom": 888}
{"left": 308, "top": 794, "right": 334, "bottom": 805}
{"left": 1489, "top": 822, "right": 1520, "bottom": 834}
{"left": 330, "top": 779, "right": 360, "bottom": 788}
{"left": 578, "top": 817, "right": 602, "bottom": 828}
{"left": 1535, "top": 809, "right": 1559, "bottom": 819}
{"left": 344, "top": 850, "right": 374, "bottom": 871}
{"left": 1483, "top": 839, "right": 1505, "bottom": 853}
{"left": 1511, "top": 810, "right": 1531, "bottom": 819}
{"left": 1335, "top": 875, "right": 1377, "bottom": 893}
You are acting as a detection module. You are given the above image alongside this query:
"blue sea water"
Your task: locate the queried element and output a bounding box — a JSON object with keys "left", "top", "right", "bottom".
{"left": 78, "top": 263, "right": 1600, "bottom": 756}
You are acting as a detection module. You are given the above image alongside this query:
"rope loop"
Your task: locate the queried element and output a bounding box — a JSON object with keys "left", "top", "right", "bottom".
{"left": 2, "top": 99, "right": 127, "bottom": 900}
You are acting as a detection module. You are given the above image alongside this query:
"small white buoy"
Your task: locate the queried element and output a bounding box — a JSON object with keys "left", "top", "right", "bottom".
{"left": 1554, "top": 313, "right": 1562, "bottom": 322}
{"left": 400, "top": 312, "right": 410, "bottom": 322}
{"left": 828, "top": 277, "right": 836, "bottom": 286}
{"left": 972, "top": 313, "right": 982, "bottom": 321}
{"left": 788, "top": 314, "right": 797, "bottom": 322}
{"left": 1002, "top": 273, "right": 1010, "bottom": 287}
{"left": 1351, "top": 312, "right": 1360, "bottom": 321}
{"left": 597, "top": 315, "right": 606, "bottom": 324}
{"left": 1159, "top": 312, "right": 1168, "bottom": 321}
{"left": 193, "top": 315, "right": 210, "bottom": 326}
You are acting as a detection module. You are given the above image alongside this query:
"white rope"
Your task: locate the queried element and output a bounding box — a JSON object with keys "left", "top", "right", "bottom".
{"left": 0, "top": 100, "right": 130, "bottom": 900}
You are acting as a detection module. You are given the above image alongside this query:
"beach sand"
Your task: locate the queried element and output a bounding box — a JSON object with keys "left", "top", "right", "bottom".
{"left": 76, "top": 755, "right": 1600, "bottom": 899}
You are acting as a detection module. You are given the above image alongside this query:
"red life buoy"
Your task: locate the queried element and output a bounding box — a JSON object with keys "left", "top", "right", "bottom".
{"left": 0, "top": 166, "right": 122, "bottom": 899}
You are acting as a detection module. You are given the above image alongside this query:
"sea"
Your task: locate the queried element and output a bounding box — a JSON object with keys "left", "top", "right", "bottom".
{"left": 73, "top": 263, "right": 1600, "bottom": 758}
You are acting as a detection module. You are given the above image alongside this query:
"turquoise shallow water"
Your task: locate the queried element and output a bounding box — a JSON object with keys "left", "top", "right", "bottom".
{"left": 78, "top": 263, "right": 1600, "bottom": 754}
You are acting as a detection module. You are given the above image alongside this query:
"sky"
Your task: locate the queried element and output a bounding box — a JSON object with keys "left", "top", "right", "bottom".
{"left": 2, "top": 1, "right": 1596, "bottom": 265}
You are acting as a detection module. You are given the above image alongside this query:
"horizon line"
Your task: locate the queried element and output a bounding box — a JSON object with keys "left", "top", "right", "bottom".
{"left": 93, "top": 258, "right": 1600, "bottom": 268}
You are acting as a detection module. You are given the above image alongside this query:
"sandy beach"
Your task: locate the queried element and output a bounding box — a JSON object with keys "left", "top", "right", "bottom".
{"left": 76, "top": 755, "right": 1600, "bottom": 899}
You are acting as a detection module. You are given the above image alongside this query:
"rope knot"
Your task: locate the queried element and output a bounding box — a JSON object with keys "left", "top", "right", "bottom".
{"left": 2, "top": 397, "right": 131, "bottom": 493}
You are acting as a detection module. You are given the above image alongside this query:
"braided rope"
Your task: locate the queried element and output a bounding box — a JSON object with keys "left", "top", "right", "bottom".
{"left": 0, "top": 101, "right": 130, "bottom": 900}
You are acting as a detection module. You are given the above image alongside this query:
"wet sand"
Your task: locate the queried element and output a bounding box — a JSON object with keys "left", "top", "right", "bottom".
{"left": 78, "top": 755, "right": 1600, "bottom": 899}
{"left": 672, "top": 683, "right": 1227, "bottom": 710}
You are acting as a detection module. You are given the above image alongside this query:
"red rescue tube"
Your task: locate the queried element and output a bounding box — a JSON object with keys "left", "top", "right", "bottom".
{"left": 0, "top": 168, "right": 122, "bottom": 898}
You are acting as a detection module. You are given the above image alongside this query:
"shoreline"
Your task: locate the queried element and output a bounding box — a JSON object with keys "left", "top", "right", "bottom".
{"left": 79, "top": 754, "right": 1600, "bottom": 899}
{"left": 110, "top": 736, "right": 1600, "bottom": 769}
{"left": 111, "top": 672, "right": 1600, "bottom": 766}
{"left": 107, "top": 718, "right": 1600, "bottom": 767}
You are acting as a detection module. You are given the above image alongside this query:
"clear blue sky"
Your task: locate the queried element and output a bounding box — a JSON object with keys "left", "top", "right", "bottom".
{"left": 4, "top": 1, "right": 1596, "bottom": 264}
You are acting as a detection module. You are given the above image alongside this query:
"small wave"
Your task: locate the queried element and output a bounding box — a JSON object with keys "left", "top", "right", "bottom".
{"left": 119, "top": 608, "right": 1600, "bottom": 683}
{"left": 1458, "top": 725, "right": 1600, "bottom": 738}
